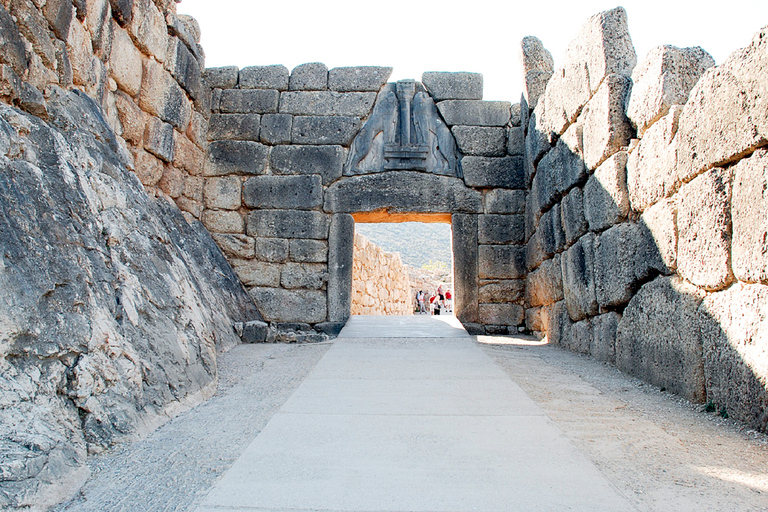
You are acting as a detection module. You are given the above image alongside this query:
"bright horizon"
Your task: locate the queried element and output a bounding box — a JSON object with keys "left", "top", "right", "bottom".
{"left": 177, "top": 0, "right": 768, "bottom": 102}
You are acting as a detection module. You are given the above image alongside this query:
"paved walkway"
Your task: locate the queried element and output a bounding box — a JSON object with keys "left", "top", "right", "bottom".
{"left": 195, "top": 315, "right": 635, "bottom": 512}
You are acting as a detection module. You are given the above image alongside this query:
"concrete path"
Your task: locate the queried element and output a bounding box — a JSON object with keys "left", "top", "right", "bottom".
{"left": 196, "top": 315, "right": 635, "bottom": 512}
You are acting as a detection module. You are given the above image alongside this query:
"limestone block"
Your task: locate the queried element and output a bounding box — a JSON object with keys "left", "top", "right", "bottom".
{"left": 281, "top": 263, "right": 328, "bottom": 290}
{"left": 143, "top": 117, "right": 174, "bottom": 163}
{"left": 231, "top": 259, "right": 280, "bottom": 287}
{"left": 532, "top": 62, "right": 590, "bottom": 140}
{"left": 627, "top": 45, "right": 714, "bottom": 136}
{"left": 526, "top": 254, "right": 563, "bottom": 307}
{"left": 168, "top": 14, "right": 201, "bottom": 53}
{"left": 328, "top": 214, "right": 354, "bottom": 322}
{"left": 616, "top": 276, "right": 706, "bottom": 402}
{"left": 677, "top": 167, "right": 733, "bottom": 291}
{"left": 700, "top": 283, "right": 768, "bottom": 431}
{"left": 186, "top": 111, "right": 208, "bottom": 149}
{"left": 594, "top": 222, "right": 667, "bottom": 309}
{"left": 204, "top": 140, "right": 268, "bottom": 176}
{"left": 640, "top": 197, "right": 677, "bottom": 271}
{"left": 251, "top": 287, "right": 327, "bottom": 323}
{"left": 158, "top": 165, "right": 184, "bottom": 198}
{"left": 731, "top": 149, "right": 768, "bottom": 284}
{"left": 526, "top": 203, "right": 564, "bottom": 271}
{"left": 422, "top": 72, "right": 483, "bottom": 101}
{"left": 247, "top": 210, "right": 329, "bottom": 240}
{"left": 291, "top": 116, "right": 361, "bottom": 145}
{"left": 289, "top": 239, "right": 328, "bottom": 263}
{"left": 675, "top": 27, "right": 768, "bottom": 184}
{"left": 561, "top": 232, "right": 598, "bottom": 321}
{"left": 211, "top": 233, "right": 255, "bottom": 259}
{"left": 478, "top": 214, "right": 524, "bottom": 245}
{"left": 67, "top": 18, "right": 98, "bottom": 87}
{"left": 479, "top": 304, "right": 524, "bottom": 326}
{"left": 524, "top": 108, "right": 553, "bottom": 175}
{"left": 239, "top": 65, "right": 289, "bottom": 90}
{"left": 166, "top": 36, "right": 201, "bottom": 99}
{"left": 544, "top": 300, "right": 572, "bottom": 347}
{"left": 173, "top": 131, "right": 203, "bottom": 176}
{"left": 510, "top": 103, "right": 521, "bottom": 127}
{"left": 54, "top": 39, "right": 73, "bottom": 87}
{"left": 290, "top": 62, "right": 328, "bottom": 91}
{"left": 203, "top": 176, "right": 241, "bottom": 210}
{"left": 520, "top": 36, "right": 554, "bottom": 109}
{"left": 580, "top": 74, "right": 633, "bottom": 171}
{"left": 139, "top": 60, "right": 192, "bottom": 130}
{"left": 109, "top": 25, "right": 142, "bottom": 96}
{"left": 270, "top": 145, "right": 345, "bottom": 185}
{"left": 109, "top": 0, "right": 133, "bottom": 27}
{"left": 183, "top": 176, "right": 204, "bottom": 202}
{"left": 324, "top": 171, "right": 483, "bottom": 214}
{"left": 328, "top": 66, "right": 392, "bottom": 92}
{"left": 128, "top": 0, "right": 166, "bottom": 61}
{"left": 279, "top": 91, "right": 376, "bottom": 117}
{"left": 561, "top": 187, "right": 587, "bottom": 247}
{"left": 584, "top": 151, "right": 629, "bottom": 231}
{"left": 453, "top": 214, "right": 479, "bottom": 324}
{"left": 203, "top": 66, "right": 238, "bottom": 89}
{"left": 242, "top": 175, "right": 322, "bottom": 210}
{"left": 525, "top": 306, "right": 545, "bottom": 333}
{"left": 201, "top": 210, "right": 244, "bottom": 234}
{"left": 208, "top": 114, "right": 261, "bottom": 141}
{"left": 42, "top": 0, "right": 73, "bottom": 41}
{"left": 452, "top": 126, "right": 506, "bottom": 157}
{"left": 259, "top": 113, "right": 292, "bottom": 145}
{"left": 253, "top": 238, "right": 289, "bottom": 263}
{"left": 478, "top": 280, "right": 525, "bottom": 304}
{"left": 133, "top": 147, "right": 163, "bottom": 187}
{"left": 219, "top": 89, "right": 279, "bottom": 114}
{"left": 241, "top": 320, "right": 268, "bottom": 343}
{"left": 566, "top": 318, "right": 593, "bottom": 354}
{"left": 591, "top": 311, "right": 620, "bottom": 363}
{"left": 10, "top": 0, "right": 56, "bottom": 68}
{"left": 478, "top": 245, "right": 526, "bottom": 280}
{"left": 530, "top": 123, "right": 585, "bottom": 215}
{"left": 462, "top": 156, "right": 524, "bottom": 189}
{"left": 114, "top": 91, "right": 145, "bottom": 144}
{"left": 437, "top": 100, "right": 511, "bottom": 127}
{"left": 176, "top": 196, "right": 202, "bottom": 219}
{"left": 484, "top": 189, "right": 526, "bottom": 214}
{"left": 507, "top": 126, "right": 524, "bottom": 156}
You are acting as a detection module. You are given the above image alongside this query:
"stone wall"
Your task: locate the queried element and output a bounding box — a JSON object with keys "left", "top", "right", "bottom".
{"left": 522, "top": 7, "right": 768, "bottom": 433}
{"left": 351, "top": 233, "right": 412, "bottom": 315}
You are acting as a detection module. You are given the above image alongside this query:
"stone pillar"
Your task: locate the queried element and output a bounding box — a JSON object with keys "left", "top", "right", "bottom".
{"left": 327, "top": 213, "right": 355, "bottom": 325}
{"left": 452, "top": 213, "right": 480, "bottom": 328}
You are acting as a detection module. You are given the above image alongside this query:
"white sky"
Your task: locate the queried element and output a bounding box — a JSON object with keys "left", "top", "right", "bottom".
{"left": 177, "top": 0, "right": 768, "bottom": 102}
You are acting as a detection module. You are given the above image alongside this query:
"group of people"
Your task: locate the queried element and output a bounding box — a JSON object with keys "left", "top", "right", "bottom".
{"left": 416, "top": 285, "right": 452, "bottom": 315}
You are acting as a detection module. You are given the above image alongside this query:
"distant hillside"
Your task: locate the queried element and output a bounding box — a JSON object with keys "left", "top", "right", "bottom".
{"left": 354, "top": 222, "right": 453, "bottom": 269}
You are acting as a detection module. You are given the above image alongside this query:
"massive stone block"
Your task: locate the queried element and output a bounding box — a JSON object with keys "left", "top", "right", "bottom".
{"left": 231, "top": 259, "right": 280, "bottom": 287}
{"left": 42, "top": 0, "right": 73, "bottom": 41}
{"left": 478, "top": 245, "right": 526, "bottom": 280}
{"left": 677, "top": 167, "right": 733, "bottom": 291}
{"left": 203, "top": 176, "right": 241, "bottom": 210}
{"left": 109, "top": 0, "right": 133, "bottom": 26}
{"left": 591, "top": 312, "right": 620, "bottom": 363}
{"left": 437, "top": 100, "right": 511, "bottom": 127}
{"left": 478, "top": 214, "right": 524, "bottom": 245}
{"left": 290, "top": 239, "right": 328, "bottom": 263}
{"left": 247, "top": 210, "right": 330, "bottom": 240}
{"left": 143, "top": 117, "right": 174, "bottom": 163}
{"left": 207, "top": 114, "right": 261, "bottom": 141}
{"left": 700, "top": 283, "right": 768, "bottom": 432}
{"left": 616, "top": 276, "right": 706, "bottom": 403}
{"left": 166, "top": 36, "right": 202, "bottom": 99}
{"left": 139, "top": 59, "right": 191, "bottom": 131}
{"left": 640, "top": 197, "right": 677, "bottom": 271}
{"left": 219, "top": 89, "right": 280, "bottom": 114}
{"left": 520, "top": 36, "right": 554, "bottom": 109}
{"left": 462, "top": 156, "right": 524, "bottom": 189}
{"left": 211, "top": 234, "right": 255, "bottom": 260}
{"left": 560, "top": 187, "right": 587, "bottom": 247}
{"left": 478, "top": 279, "right": 525, "bottom": 304}
{"left": 422, "top": 72, "right": 483, "bottom": 101}
{"left": 253, "top": 237, "right": 289, "bottom": 263}
{"left": 327, "top": 214, "right": 354, "bottom": 323}
{"left": 128, "top": 0, "right": 166, "bottom": 61}
{"left": 731, "top": 148, "right": 768, "bottom": 284}
{"left": 203, "top": 141, "right": 269, "bottom": 176}
{"left": 479, "top": 304, "right": 524, "bottom": 327}
{"left": 560, "top": 232, "right": 598, "bottom": 322}
{"left": 526, "top": 203, "right": 564, "bottom": 271}
{"left": 291, "top": 116, "right": 361, "bottom": 145}
{"left": 453, "top": 214, "right": 479, "bottom": 324}
{"left": 507, "top": 126, "right": 524, "bottom": 156}
{"left": 530, "top": 124, "right": 586, "bottom": 216}
{"left": 203, "top": 66, "right": 238, "bottom": 89}
{"left": 580, "top": 74, "right": 634, "bottom": 171}
{"left": 11, "top": 0, "right": 56, "bottom": 68}
{"left": 279, "top": 91, "right": 376, "bottom": 117}
{"left": 484, "top": 189, "right": 526, "bottom": 214}
{"left": 324, "top": 171, "right": 482, "bottom": 214}
{"left": 584, "top": 151, "right": 629, "bottom": 231}
{"left": 281, "top": 263, "right": 328, "bottom": 290}
{"left": 544, "top": 300, "right": 572, "bottom": 347}
{"left": 328, "top": 66, "right": 392, "bottom": 92}
{"left": 270, "top": 145, "right": 346, "bottom": 185}
{"left": 201, "top": 210, "right": 244, "bottom": 234}
{"left": 525, "top": 253, "right": 563, "bottom": 308}
{"left": 242, "top": 175, "right": 323, "bottom": 210}
{"left": 627, "top": 45, "right": 714, "bottom": 136}
{"left": 290, "top": 62, "right": 328, "bottom": 91}
{"left": 249, "top": 287, "right": 327, "bottom": 324}
{"left": 239, "top": 65, "right": 289, "bottom": 90}
{"left": 452, "top": 126, "right": 506, "bottom": 156}
{"left": 259, "top": 113, "right": 292, "bottom": 145}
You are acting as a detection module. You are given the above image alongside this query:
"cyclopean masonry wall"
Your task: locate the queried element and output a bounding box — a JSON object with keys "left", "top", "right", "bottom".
{"left": 351, "top": 233, "right": 412, "bottom": 316}
{"left": 202, "top": 67, "right": 527, "bottom": 336}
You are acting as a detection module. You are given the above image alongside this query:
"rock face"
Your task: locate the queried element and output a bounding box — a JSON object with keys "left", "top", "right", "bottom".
{"left": 351, "top": 234, "right": 413, "bottom": 315}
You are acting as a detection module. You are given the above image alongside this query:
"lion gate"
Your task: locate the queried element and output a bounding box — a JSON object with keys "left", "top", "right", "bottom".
{"left": 201, "top": 66, "right": 526, "bottom": 335}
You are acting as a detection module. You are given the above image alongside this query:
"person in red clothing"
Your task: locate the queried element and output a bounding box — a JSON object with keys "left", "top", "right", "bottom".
{"left": 445, "top": 289, "right": 452, "bottom": 312}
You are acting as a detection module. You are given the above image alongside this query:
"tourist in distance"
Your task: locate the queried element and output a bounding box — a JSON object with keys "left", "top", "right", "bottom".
{"left": 445, "top": 289, "right": 452, "bottom": 312}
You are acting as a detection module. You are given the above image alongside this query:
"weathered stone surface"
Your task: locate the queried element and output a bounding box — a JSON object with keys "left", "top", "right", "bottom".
{"left": 507, "top": 126, "right": 524, "bottom": 156}
{"left": 484, "top": 189, "right": 526, "bottom": 214}
{"left": 219, "top": 89, "right": 280, "bottom": 114}
{"left": 204, "top": 141, "right": 269, "bottom": 176}
{"left": 525, "top": 253, "right": 563, "bottom": 307}
{"left": 259, "top": 113, "right": 292, "bottom": 145}
{"left": 290, "top": 62, "right": 328, "bottom": 91}
{"left": 520, "top": 36, "right": 554, "bottom": 109}
{"left": 328, "top": 66, "right": 392, "bottom": 92}
{"left": 453, "top": 214, "right": 479, "bottom": 324}
{"left": 452, "top": 126, "right": 506, "bottom": 156}
{"left": 291, "top": 116, "right": 361, "bottom": 145}
{"left": 203, "top": 66, "right": 238, "bottom": 89}
{"left": 561, "top": 232, "right": 598, "bottom": 321}
{"left": 242, "top": 175, "right": 322, "bottom": 210}
{"left": 700, "top": 283, "right": 768, "bottom": 432}
{"left": 581, "top": 74, "right": 633, "bottom": 171}
{"left": 67, "top": 17, "right": 98, "bottom": 88}
{"left": 478, "top": 280, "right": 525, "bottom": 304}
{"left": 544, "top": 300, "right": 572, "bottom": 347}
{"left": 203, "top": 176, "right": 241, "bottom": 210}
{"left": 584, "top": 151, "right": 629, "bottom": 231}
{"left": 731, "top": 148, "right": 768, "bottom": 284}
{"left": 247, "top": 210, "right": 329, "bottom": 240}
{"left": 211, "top": 233, "right": 255, "bottom": 259}
{"left": 525, "top": 306, "right": 545, "bottom": 333}
{"left": 462, "top": 156, "right": 524, "bottom": 189}
{"left": 594, "top": 222, "right": 667, "bottom": 309}
{"left": 627, "top": 45, "right": 714, "bottom": 136}
{"left": 616, "top": 276, "right": 706, "bottom": 403}
{"left": 324, "top": 171, "right": 482, "bottom": 214}
{"left": 437, "top": 100, "right": 511, "bottom": 127}
{"left": 478, "top": 245, "right": 526, "bottom": 280}
{"left": 565, "top": 318, "right": 593, "bottom": 354}
{"left": 560, "top": 187, "right": 587, "bottom": 246}
{"left": 530, "top": 123, "right": 586, "bottom": 215}
{"left": 478, "top": 214, "right": 524, "bottom": 245}
{"left": 186, "top": 112, "right": 208, "bottom": 149}
{"left": 253, "top": 238, "right": 289, "bottom": 263}
{"left": 290, "top": 239, "right": 328, "bottom": 263}
{"left": 114, "top": 91, "right": 145, "bottom": 144}
{"left": 109, "top": 25, "right": 142, "bottom": 96}
{"left": 270, "top": 145, "right": 345, "bottom": 185}
{"left": 279, "top": 91, "right": 376, "bottom": 117}
{"left": 173, "top": 132, "right": 204, "bottom": 176}
{"left": 479, "top": 304, "right": 524, "bottom": 326}
{"left": 526, "top": 203, "right": 564, "bottom": 271}
{"left": 207, "top": 114, "right": 261, "bottom": 141}
{"left": 591, "top": 312, "right": 620, "bottom": 363}
{"left": 422, "top": 72, "right": 483, "bottom": 101}
{"left": 166, "top": 36, "right": 202, "bottom": 99}
{"left": 327, "top": 214, "right": 354, "bottom": 322}
{"left": 11, "top": 0, "right": 56, "bottom": 68}
{"left": 239, "top": 65, "right": 289, "bottom": 90}
{"left": 109, "top": 0, "right": 133, "bottom": 26}
{"left": 640, "top": 197, "right": 677, "bottom": 271}
{"left": 231, "top": 259, "right": 281, "bottom": 287}
{"left": 42, "top": 0, "right": 73, "bottom": 41}
{"left": 675, "top": 27, "right": 768, "bottom": 183}
{"left": 281, "top": 263, "right": 328, "bottom": 290}
{"left": 139, "top": 60, "right": 191, "bottom": 131}
{"left": 241, "top": 320, "right": 269, "bottom": 343}
{"left": 158, "top": 164, "right": 184, "bottom": 198}
{"left": 201, "top": 209, "right": 244, "bottom": 234}
{"left": 132, "top": 147, "right": 163, "bottom": 186}
{"left": 128, "top": 0, "right": 166, "bottom": 61}
{"left": 677, "top": 167, "right": 733, "bottom": 291}
{"left": 143, "top": 117, "right": 174, "bottom": 163}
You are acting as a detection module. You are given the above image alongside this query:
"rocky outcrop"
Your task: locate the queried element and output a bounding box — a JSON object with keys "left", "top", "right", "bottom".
{"left": 351, "top": 234, "right": 412, "bottom": 315}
